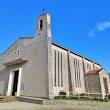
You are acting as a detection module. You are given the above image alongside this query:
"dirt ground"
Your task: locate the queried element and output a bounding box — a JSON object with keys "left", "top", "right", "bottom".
{"left": 0, "top": 102, "right": 110, "bottom": 110}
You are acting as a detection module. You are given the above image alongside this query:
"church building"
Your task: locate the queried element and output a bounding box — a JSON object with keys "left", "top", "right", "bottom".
{"left": 0, "top": 13, "right": 110, "bottom": 99}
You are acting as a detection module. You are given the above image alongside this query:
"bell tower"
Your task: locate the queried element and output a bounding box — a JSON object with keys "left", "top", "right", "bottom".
{"left": 34, "top": 13, "right": 53, "bottom": 99}
{"left": 36, "top": 13, "right": 51, "bottom": 38}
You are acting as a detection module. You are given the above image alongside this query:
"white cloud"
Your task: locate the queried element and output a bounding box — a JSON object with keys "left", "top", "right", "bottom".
{"left": 88, "top": 20, "right": 110, "bottom": 37}
{"left": 88, "top": 30, "right": 96, "bottom": 37}
{"left": 97, "top": 21, "right": 110, "bottom": 31}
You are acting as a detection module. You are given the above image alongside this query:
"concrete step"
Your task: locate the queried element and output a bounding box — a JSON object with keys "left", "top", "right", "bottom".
{"left": 16, "top": 96, "right": 110, "bottom": 106}
{"left": 16, "top": 96, "right": 47, "bottom": 104}
{"left": 0, "top": 96, "right": 17, "bottom": 103}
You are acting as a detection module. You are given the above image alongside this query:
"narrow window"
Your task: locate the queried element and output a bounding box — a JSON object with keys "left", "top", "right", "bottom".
{"left": 54, "top": 50, "right": 56, "bottom": 86}
{"left": 74, "top": 58, "right": 77, "bottom": 87}
{"left": 78, "top": 60, "right": 81, "bottom": 87}
{"left": 39, "top": 19, "right": 43, "bottom": 30}
{"left": 76, "top": 59, "right": 79, "bottom": 87}
{"left": 74, "top": 58, "right": 81, "bottom": 87}
{"left": 77, "top": 60, "right": 79, "bottom": 87}
{"left": 89, "top": 65, "right": 91, "bottom": 70}
{"left": 58, "top": 52, "right": 60, "bottom": 86}
{"left": 87, "top": 63, "right": 91, "bottom": 70}
{"left": 87, "top": 63, "right": 88, "bottom": 69}
{"left": 61, "top": 53, "right": 63, "bottom": 87}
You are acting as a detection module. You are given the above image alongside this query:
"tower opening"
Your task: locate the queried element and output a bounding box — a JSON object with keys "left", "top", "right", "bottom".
{"left": 39, "top": 19, "right": 43, "bottom": 30}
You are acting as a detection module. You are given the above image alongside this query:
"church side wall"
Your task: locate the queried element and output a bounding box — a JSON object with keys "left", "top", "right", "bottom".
{"left": 70, "top": 53, "right": 85, "bottom": 93}
{"left": 52, "top": 44, "right": 102, "bottom": 96}
{"left": 52, "top": 45, "right": 69, "bottom": 96}
{"left": 83, "top": 59, "right": 94, "bottom": 73}
{"left": 94, "top": 63, "right": 102, "bottom": 70}
{"left": 99, "top": 69, "right": 110, "bottom": 95}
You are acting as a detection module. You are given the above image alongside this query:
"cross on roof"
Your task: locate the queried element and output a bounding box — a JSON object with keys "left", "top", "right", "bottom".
{"left": 42, "top": 8, "right": 45, "bottom": 13}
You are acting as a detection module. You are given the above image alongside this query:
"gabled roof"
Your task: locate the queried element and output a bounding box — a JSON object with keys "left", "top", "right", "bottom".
{"left": 1, "top": 36, "right": 101, "bottom": 67}
{"left": 52, "top": 42, "right": 101, "bottom": 66}
{"left": 86, "top": 69, "right": 102, "bottom": 75}
{"left": 1, "top": 37, "right": 34, "bottom": 55}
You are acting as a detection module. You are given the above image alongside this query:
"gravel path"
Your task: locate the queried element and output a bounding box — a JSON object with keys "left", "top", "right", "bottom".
{"left": 0, "top": 102, "right": 110, "bottom": 110}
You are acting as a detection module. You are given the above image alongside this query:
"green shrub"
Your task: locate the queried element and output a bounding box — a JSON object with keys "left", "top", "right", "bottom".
{"left": 80, "top": 97, "right": 89, "bottom": 100}
{"left": 101, "top": 98, "right": 108, "bottom": 102}
{"left": 54, "top": 95, "right": 108, "bottom": 102}
{"left": 93, "top": 98, "right": 108, "bottom": 102}
{"left": 93, "top": 98, "right": 99, "bottom": 101}
{"left": 99, "top": 98, "right": 104, "bottom": 101}
{"left": 59, "top": 91, "right": 66, "bottom": 96}
{"left": 70, "top": 96, "right": 79, "bottom": 100}
{"left": 80, "top": 93, "right": 85, "bottom": 96}
{"left": 54, "top": 96, "right": 60, "bottom": 99}
{"left": 0, "top": 93, "right": 1, "bottom": 96}
{"left": 54, "top": 95, "right": 67, "bottom": 99}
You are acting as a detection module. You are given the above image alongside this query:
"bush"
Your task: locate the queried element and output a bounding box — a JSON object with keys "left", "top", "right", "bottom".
{"left": 54, "top": 95, "right": 67, "bottom": 99}
{"left": 93, "top": 98, "right": 99, "bottom": 101}
{"left": 54, "top": 96, "right": 60, "bottom": 99}
{"left": 0, "top": 93, "right": 1, "bottom": 96}
{"left": 80, "top": 97, "right": 89, "bottom": 100}
{"left": 54, "top": 95, "right": 108, "bottom": 102}
{"left": 93, "top": 98, "right": 108, "bottom": 102}
{"left": 101, "top": 98, "right": 108, "bottom": 102}
{"left": 54, "top": 91, "right": 67, "bottom": 99}
{"left": 70, "top": 96, "right": 79, "bottom": 100}
{"left": 80, "top": 93, "right": 85, "bottom": 96}
{"left": 59, "top": 91, "right": 66, "bottom": 96}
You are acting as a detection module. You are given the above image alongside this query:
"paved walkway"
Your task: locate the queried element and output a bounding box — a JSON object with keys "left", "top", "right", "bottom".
{"left": 0, "top": 102, "right": 110, "bottom": 110}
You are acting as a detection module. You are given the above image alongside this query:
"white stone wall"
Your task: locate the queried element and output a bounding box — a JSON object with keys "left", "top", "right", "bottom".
{"left": 83, "top": 59, "right": 94, "bottom": 73}
{"left": 0, "top": 13, "right": 53, "bottom": 99}
{"left": 70, "top": 53, "right": 85, "bottom": 93}
{"left": 85, "top": 74, "right": 101, "bottom": 94}
{"left": 99, "top": 69, "right": 110, "bottom": 96}
{"left": 0, "top": 38, "right": 47, "bottom": 97}
{"left": 0, "top": 38, "right": 24, "bottom": 95}
{"left": 51, "top": 44, "right": 102, "bottom": 96}
{"left": 52, "top": 45, "right": 69, "bottom": 96}
{"left": 94, "top": 63, "right": 102, "bottom": 70}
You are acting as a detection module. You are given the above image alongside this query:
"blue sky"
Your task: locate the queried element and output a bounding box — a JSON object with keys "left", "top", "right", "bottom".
{"left": 0, "top": 0, "right": 110, "bottom": 73}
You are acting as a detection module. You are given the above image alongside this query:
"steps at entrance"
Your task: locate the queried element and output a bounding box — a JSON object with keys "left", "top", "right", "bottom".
{"left": 16, "top": 96, "right": 47, "bottom": 104}
{"left": 0, "top": 96, "right": 17, "bottom": 103}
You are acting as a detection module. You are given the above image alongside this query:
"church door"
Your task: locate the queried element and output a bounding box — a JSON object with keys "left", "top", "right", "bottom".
{"left": 12, "top": 71, "right": 19, "bottom": 96}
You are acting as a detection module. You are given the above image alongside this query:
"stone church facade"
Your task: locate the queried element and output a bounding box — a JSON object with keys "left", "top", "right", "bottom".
{"left": 0, "top": 13, "right": 110, "bottom": 99}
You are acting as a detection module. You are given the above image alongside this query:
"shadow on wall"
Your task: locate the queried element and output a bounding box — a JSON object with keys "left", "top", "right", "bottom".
{"left": 0, "top": 63, "right": 24, "bottom": 96}
{"left": 0, "top": 67, "right": 10, "bottom": 96}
